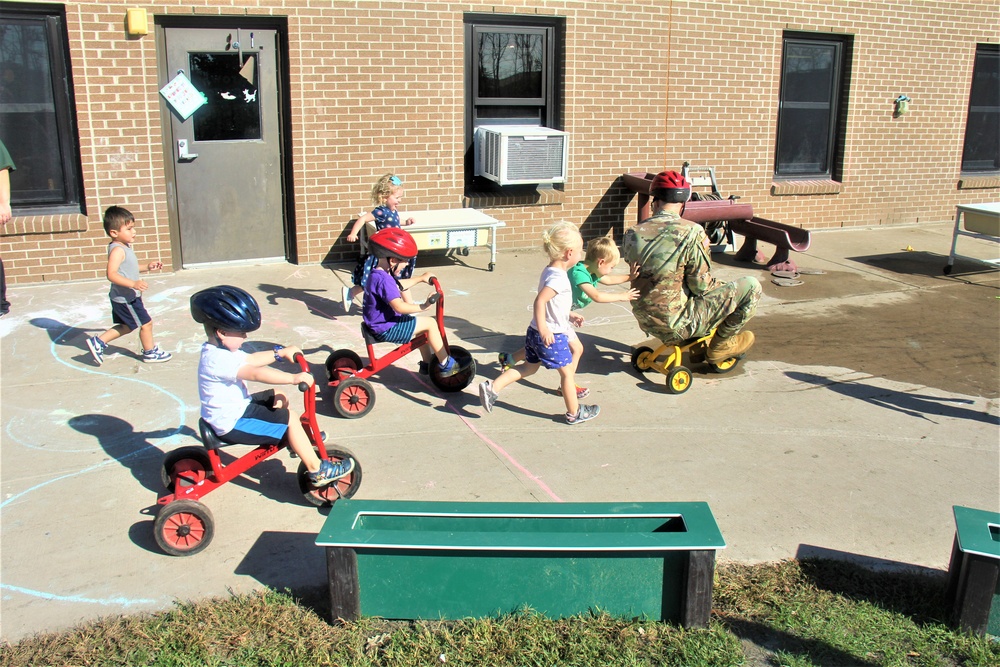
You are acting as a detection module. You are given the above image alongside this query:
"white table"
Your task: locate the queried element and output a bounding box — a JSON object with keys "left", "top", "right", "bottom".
{"left": 363, "top": 208, "right": 506, "bottom": 271}
{"left": 944, "top": 202, "right": 1000, "bottom": 275}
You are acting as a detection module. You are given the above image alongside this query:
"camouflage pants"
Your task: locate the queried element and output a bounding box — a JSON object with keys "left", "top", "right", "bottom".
{"left": 634, "top": 276, "right": 762, "bottom": 344}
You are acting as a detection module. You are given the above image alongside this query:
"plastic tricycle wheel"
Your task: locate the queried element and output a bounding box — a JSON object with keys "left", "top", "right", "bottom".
{"left": 709, "top": 356, "right": 740, "bottom": 374}
{"left": 630, "top": 346, "right": 656, "bottom": 374}
{"left": 296, "top": 448, "right": 363, "bottom": 507}
{"left": 326, "top": 349, "right": 364, "bottom": 383}
{"left": 665, "top": 366, "right": 692, "bottom": 394}
{"left": 332, "top": 376, "right": 376, "bottom": 419}
{"left": 431, "top": 345, "right": 477, "bottom": 392}
{"left": 154, "top": 499, "right": 215, "bottom": 557}
{"left": 161, "top": 446, "right": 212, "bottom": 489}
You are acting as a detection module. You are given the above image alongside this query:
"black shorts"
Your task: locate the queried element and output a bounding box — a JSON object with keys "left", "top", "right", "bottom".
{"left": 218, "top": 390, "right": 290, "bottom": 446}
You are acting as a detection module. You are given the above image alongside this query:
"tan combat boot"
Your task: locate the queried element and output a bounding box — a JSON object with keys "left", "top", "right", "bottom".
{"left": 705, "top": 330, "right": 755, "bottom": 364}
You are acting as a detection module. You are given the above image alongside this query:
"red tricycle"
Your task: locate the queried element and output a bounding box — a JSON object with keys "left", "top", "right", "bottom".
{"left": 154, "top": 353, "right": 362, "bottom": 556}
{"left": 325, "top": 277, "right": 476, "bottom": 419}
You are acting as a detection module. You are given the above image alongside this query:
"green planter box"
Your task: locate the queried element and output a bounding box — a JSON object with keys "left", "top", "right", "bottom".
{"left": 946, "top": 505, "right": 1000, "bottom": 637}
{"left": 316, "top": 500, "right": 726, "bottom": 627}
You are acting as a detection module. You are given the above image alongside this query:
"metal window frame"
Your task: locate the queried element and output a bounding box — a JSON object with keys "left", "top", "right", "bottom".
{"left": 960, "top": 44, "right": 1000, "bottom": 174}
{"left": 774, "top": 34, "right": 846, "bottom": 180}
{"left": 0, "top": 3, "right": 85, "bottom": 215}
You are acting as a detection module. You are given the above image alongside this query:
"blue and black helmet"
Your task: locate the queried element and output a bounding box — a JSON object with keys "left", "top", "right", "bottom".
{"left": 190, "top": 285, "right": 261, "bottom": 333}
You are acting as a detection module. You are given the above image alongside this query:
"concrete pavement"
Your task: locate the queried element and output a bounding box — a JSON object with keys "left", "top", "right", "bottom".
{"left": 1, "top": 221, "right": 997, "bottom": 641}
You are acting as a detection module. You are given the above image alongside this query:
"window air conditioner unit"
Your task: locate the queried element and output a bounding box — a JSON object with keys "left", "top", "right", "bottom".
{"left": 475, "top": 125, "right": 568, "bottom": 185}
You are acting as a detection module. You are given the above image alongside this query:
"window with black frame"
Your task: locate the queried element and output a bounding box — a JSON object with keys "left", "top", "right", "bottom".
{"left": 961, "top": 44, "right": 999, "bottom": 174}
{"left": 774, "top": 33, "right": 850, "bottom": 180}
{"left": 0, "top": 3, "right": 84, "bottom": 214}
{"left": 464, "top": 15, "right": 561, "bottom": 187}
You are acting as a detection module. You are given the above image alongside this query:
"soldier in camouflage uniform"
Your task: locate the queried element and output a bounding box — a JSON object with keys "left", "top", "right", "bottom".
{"left": 622, "top": 170, "right": 761, "bottom": 364}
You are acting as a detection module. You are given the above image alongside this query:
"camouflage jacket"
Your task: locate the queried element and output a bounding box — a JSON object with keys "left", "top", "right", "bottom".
{"left": 622, "top": 210, "right": 720, "bottom": 332}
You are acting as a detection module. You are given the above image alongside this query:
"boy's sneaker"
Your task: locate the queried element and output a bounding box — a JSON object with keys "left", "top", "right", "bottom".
{"left": 308, "top": 457, "right": 355, "bottom": 487}
{"left": 497, "top": 351, "right": 515, "bottom": 371}
{"left": 86, "top": 336, "right": 107, "bottom": 366}
{"left": 341, "top": 286, "right": 353, "bottom": 313}
{"left": 418, "top": 361, "right": 430, "bottom": 376}
{"left": 566, "top": 404, "right": 601, "bottom": 425}
{"left": 142, "top": 346, "right": 172, "bottom": 363}
{"left": 557, "top": 385, "right": 591, "bottom": 399}
{"left": 479, "top": 380, "right": 498, "bottom": 413}
{"left": 437, "top": 356, "right": 469, "bottom": 378}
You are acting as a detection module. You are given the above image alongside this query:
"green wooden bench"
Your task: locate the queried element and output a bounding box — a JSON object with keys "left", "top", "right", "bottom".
{"left": 316, "top": 500, "right": 726, "bottom": 628}
{"left": 946, "top": 505, "right": 1000, "bottom": 636}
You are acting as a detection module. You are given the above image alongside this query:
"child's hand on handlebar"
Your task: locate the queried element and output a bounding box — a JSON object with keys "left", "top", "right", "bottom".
{"left": 422, "top": 293, "right": 440, "bottom": 309}
{"left": 275, "top": 345, "right": 303, "bottom": 362}
{"left": 293, "top": 371, "right": 314, "bottom": 388}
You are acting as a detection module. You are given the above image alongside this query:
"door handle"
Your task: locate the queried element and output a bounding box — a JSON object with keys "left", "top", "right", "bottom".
{"left": 177, "top": 139, "right": 198, "bottom": 162}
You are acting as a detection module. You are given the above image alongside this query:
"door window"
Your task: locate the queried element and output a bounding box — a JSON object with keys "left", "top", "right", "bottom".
{"left": 189, "top": 52, "right": 260, "bottom": 141}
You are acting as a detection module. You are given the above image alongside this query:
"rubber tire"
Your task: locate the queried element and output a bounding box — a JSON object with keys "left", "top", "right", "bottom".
{"left": 333, "top": 376, "right": 376, "bottom": 419}
{"left": 326, "top": 349, "right": 364, "bottom": 383}
{"left": 161, "top": 446, "right": 211, "bottom": 489}
{"left": 665, "top": 366, "right": 692, "bottom": 394}
{"left": 154, "top": 499, "right": 215, "bottom": 557}
{"left": 709, "top": 356, "right": 740, "bottom": 374}
{"left": 631, "top": 346, "right": 655, "bottom": 373}
{"left": 430, "top": 345, "right": 477, "bottom": 392}
{"left": 297, "top": 448, "right": 363, "bottom": 507}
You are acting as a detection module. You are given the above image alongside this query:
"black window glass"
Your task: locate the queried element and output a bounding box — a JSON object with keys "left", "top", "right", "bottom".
{"left": 961, "top": 46, "right": 1000, "bottom": 173}
{"left": 477, "top": 31, "right": 543, "bottom": 99}
{"left": 190, "top": 52, "right": 261, "bottom": 141}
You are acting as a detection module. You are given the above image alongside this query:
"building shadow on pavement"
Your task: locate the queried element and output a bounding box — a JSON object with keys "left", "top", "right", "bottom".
{"left": 786, "top": 371, "right": 1000, "bottom": 425}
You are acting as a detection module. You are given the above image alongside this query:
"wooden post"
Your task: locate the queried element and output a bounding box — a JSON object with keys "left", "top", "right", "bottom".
{"left": 680, "top": 549, "right": 716, "bottom": 628}
{"left": 327, "top": 546, "right": 360, "bottom": 622}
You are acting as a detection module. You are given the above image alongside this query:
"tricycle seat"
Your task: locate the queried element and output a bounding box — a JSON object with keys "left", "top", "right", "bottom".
{"left": 198, "top": 418, "right": 227, "bottom": 451}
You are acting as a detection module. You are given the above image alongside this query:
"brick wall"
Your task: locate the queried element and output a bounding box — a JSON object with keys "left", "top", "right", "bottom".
{"left": 1, "top": 0, "right": 997, "bottom": 286}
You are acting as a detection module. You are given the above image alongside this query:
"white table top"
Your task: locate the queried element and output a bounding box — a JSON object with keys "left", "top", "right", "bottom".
{"left": 956, "top": 202, "right": 1000, "bottom": 215}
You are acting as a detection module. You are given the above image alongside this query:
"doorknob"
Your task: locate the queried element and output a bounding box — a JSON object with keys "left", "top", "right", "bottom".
{"left": 177, "top": 139, "right": 199, "bottom": 161}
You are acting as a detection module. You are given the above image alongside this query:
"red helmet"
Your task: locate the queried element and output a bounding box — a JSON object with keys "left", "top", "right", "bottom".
{"left": 650, "top": 170, "right": 691, "bottom": 203}
{"left": 369, "top": 227, "right": 417, "bottom": 260}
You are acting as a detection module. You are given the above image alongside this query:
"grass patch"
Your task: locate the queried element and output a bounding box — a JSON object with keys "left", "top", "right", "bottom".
{"left": 2, "top": 559, "right": 997, "bottom": 667}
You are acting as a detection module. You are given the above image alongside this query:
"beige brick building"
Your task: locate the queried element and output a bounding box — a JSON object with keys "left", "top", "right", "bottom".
{"left": 1, "top": 0, "right": 997, "bottom": 285}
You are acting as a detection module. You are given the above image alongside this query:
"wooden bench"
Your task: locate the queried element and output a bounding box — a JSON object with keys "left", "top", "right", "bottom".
{"left": 317, "top": 499, "right": 726, "bottom": 628}
{"left": 363, "top": 208, "right": 506, "bottom": 271}
{"left": 622, "top": 170, "right": 812, "bottom": 271}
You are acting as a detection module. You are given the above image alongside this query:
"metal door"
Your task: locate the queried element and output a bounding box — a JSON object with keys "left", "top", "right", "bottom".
{"left": 163, "top": 27, "right": 284, "bottom": 266}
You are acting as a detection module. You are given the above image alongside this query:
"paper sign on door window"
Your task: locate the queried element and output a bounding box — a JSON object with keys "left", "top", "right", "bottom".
{"left": 159, "top": 72, "right": 208, "bottom": 120}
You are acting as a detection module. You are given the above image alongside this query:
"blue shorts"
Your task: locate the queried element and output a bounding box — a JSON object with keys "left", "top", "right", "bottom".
{"left": 219, "top": 390, "right": 289, "bottom": 446}
{"left": 110, "top": 297, "right": 151, "bottom": 331}
{"left": 524, "top": 326, "right": 573, "bottom": 370}
{"left": 372, "top": 316, "right": 417, "bottom": 345}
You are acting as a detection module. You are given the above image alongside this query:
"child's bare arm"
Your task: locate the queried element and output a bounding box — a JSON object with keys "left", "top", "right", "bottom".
{"left": 598, "top": 273, "right": 631, "bottom": 286}
{"left": 387, "top": 294, "right": 436, "bottom": 315}
{"left": 346, "top": 212, "right": 374, "bottom": 243}
{"left": 238, "top": 346, "right": 314, "bottom": 386}
{"left": 579, "top": 282, "right": 639, "bottom": 303}
{"left": 397, "top": 271, "right": 435, "bottom": 291}
{"left": 107, "top": 245, "right": 148, "bottom": 292}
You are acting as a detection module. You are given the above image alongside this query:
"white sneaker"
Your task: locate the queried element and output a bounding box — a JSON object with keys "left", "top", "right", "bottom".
{"left": 342, "top": 285, "right": 353, "bottom": 313}
{"left": 478, "top": 380, "right": 498, "bottom": 414}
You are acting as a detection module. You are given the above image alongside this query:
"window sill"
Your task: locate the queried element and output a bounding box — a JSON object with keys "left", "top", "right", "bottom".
{"left": 1, "top": 213, "right": 89, "bottom": 236}
{"left": 958, "top": 175, "right": 1000, "bottom": 190}
{"left": 770, "top": 180, "right": 842, "bottom": 196}
{"left": 463, "top": 186, "right": 565, "bottom": 209}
